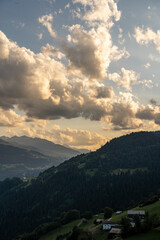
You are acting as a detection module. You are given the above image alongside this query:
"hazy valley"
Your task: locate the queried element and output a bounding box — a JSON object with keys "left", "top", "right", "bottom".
{"left": 0, "top": 136, "right": 86, "bottom": 180}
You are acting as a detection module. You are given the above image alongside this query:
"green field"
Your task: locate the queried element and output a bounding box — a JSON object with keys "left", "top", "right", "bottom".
{"left": 40, "top": 200, "right": 160, "bottom": 240}
{"left": 110, "top": 168, "right": 148, "bottom": 176}
{"left": 112, "top": 199, "right": 160, "bottom": 222}
{"left": 40, "top": 219, "right": 80, "bottom": 240}
{"left": 39, "top": 214, "right": 104, "bottom": 240}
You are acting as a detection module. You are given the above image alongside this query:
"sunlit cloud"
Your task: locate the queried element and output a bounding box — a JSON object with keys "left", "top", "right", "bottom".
{"left": 134, "top": 27, "right": 160, "bottom": 52}
{"left": 108, "top": 68, "right": 139, "bottom": 91}
{"left": 38, "top": 14, "right": 57, "bottom": 38}
{"left": 0, "top": 0, "right": 160, "bottom": 147}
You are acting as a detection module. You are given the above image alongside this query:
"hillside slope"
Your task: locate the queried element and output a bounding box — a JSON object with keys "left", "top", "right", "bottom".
{"left": 40, "top": 199, "right": 160, "bottom": 240}
{"left": 1, "top": 136, "right": 80, "bottom": 166}
{"left": 1, "top": 131, "right": 160, "bottom": 239}
{"left": 0, "top": 139, "right": 51, "bottom": 180}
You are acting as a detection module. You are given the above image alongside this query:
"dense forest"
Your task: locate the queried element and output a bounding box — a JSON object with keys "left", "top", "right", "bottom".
{"left": 0, "top": 131, "right": 160, "bottom": 239}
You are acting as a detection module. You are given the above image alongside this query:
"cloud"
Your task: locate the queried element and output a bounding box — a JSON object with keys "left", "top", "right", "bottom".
{"left": 72, "top": 0, "right": 121, "bottom": 27}
{"left": 0, "top": 31, "right": 10, "bottom": 59}
{"left": 1, "top": 28, "right": 160, "bottom": 133}
{"left": 105, "top": 92, "right": 143, "bottom": 130}
{"left": 144, "top": 62, "right": 151, "bottom": 69}
{"left": 38, "top": 1, "right": 128, "bottom": 81}
{"left": 0, "top": 30, "right": 113, "bottom": 122}
{"left": 0, "top": 30, "right": 54, "bottom": 109}
{"left": 136, "top": 105, "right": 160, "bottom": 126}
{"left": 0, "top": 28, "right": 159, "bottom": 129}
{"left": 0, "top": 109, "right": 25, "bottom": 127}
{"left": 65, "top": 3, "right": 70, "bottom": 9}
{"left": 110, "top": 103, "right": 141, "bottom": 130}
{"left": 108, "top": 68, "right": 139, "bottom": 91}
{"left": 149, "top": 54, "right": 160, "bottom": 62}
{"left": 136, "top": 106, "right": 155, "bottom": 120}
{"left": 62, "top": 25, "right": 106, "bottom": 79}
{"left": 150, "top": 98, "right": 159, "bottom": 106}
{"left": 87, "top": 81, "right": 114, "bottom": 99}
{"left": 155, "top": 114, "right": 160, "bottom": 125}
{"left": 47, "top": 125, "right": 107, "bottom": 150}
{"left": 38, "top": 14, "right": 57, "bottom": 38}
{"left": 3, "top": 122, "right": 107, "bottom": 151}
{"left": 62, "top": 24, "right": 128, "bottom": 80}
{"left": 41, "top": 44, "right": 64, "bottom": 59}
{"left": 138, "top": 79, "right": 153, "bottom": 88}
{"left": 134, "top": 27, "right": 160, "bottom": 52}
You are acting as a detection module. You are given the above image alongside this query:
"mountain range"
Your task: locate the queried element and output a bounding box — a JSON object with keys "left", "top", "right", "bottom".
{"left": 0, "top": 136, "right": 85, "bottom": 180}
{"left": 1, "top": 131, "right": 160, "bottom": 239}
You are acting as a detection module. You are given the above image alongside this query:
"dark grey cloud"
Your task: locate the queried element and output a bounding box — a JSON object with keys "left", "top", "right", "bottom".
{"left": 0, "top": 30, "right": 160, "bottom": 131}
{"left": 61, "top": 28, "right": 103, "bottom": 80}
{"left": 136, "top": 108, "right": 155, "bottom": 120}
{"left": 0, "top": 30, "right": 110, "bottom": 122}
{"left": 150, "top": 98, "right": 160, "bottom": 106}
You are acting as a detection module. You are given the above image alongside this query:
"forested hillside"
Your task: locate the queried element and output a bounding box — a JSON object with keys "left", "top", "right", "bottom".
{"left": 1, "top": 131, "right": 160, "bottom": 240}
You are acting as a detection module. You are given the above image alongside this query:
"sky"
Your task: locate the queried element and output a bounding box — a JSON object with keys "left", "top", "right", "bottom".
{"left": 0, "top": 0, "right": 160, "bottom": 150}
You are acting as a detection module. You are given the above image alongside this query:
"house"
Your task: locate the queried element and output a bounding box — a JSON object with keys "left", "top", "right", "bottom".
{"left": 109, "top": 228, "right": 121, "bottom": 239}
{"left": 131, "top": 222, "right": 135, "bottom": 228}
{"left": 102, "top": 221, "right": 118, "bottom": 230}
{"left": 95, "top": 219, "right": 104, "bottom": 224}
{"left": 127, "top": 210, "right": 145, "bottom": 219}
{"left": 82, "top": 218, "right": 88, "bottom": 224}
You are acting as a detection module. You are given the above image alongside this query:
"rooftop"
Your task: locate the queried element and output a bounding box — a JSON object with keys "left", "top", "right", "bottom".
{"left": 128, "top": 210, "right": 145, "bottom": 215}
{"left": 110, "top": 228, "right": 121, "bottom": 234}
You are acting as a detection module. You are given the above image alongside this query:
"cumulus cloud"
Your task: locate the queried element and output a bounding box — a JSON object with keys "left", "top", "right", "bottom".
{"left": 1, "top": 28, "right": 160, "bottom": 131}
{"left": 64, "top": 0, "right": 127, "bottom": 80}
{"left": 150, "top": 98, "right": 159, "bottom": 106}
{"left": 3, "top": 122, "right": 106, "bottom": 151}
{"left": 62, "top": 25, "right": 106, "bottom": 79}
{"left": 0, "top": 30, "right": 113, "bottom": 122}
{"left": 0, "top": 30, "right": 55, "bottom": 109}
{"left": 87, "top": 81, "right": 114, "bottom": 99}
{"left": 41, "top": 44, "right": 64, "bottom": 59}
{"left": 109, "top": 103, "right": 160, "bottom": 130}
{"left": 0, "top": 109, "right": 25, "bottom": 127}
{"left": 0, "top": 31, "right": 10, "bottom": 59}
{"left": 104, "top": 92, "right": 143, "bottom": 130}
{"left": 110, "top": 103, "right": 140, "bottom": 129}
{"left": 108, "top": 68, "right": 139, "bottom": 91}
{"left": 136, "top": 106, "right": 155, "bottom": 120}
{"left": 138, "top": 79, "right": 153, "bottom": 88}
{"left": 136, "top": 105, "right": 160, "bottom": 126}
{"left": 39, "top": 1, "right": 128, "bottom": 81}
{"left": 47, "top": 125, "right": 107, "bottom": 150}
{"left": 1, "top": 0, "right": 160, "bottom": 137}
{"left": 134, "top": 27, "right": 160, "bottom": 52}
{"left": 72, "top": 0, "right": 121, "bottom": 27}
{"left": 62, "top": 24, "right": 128, "bottom": 80}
